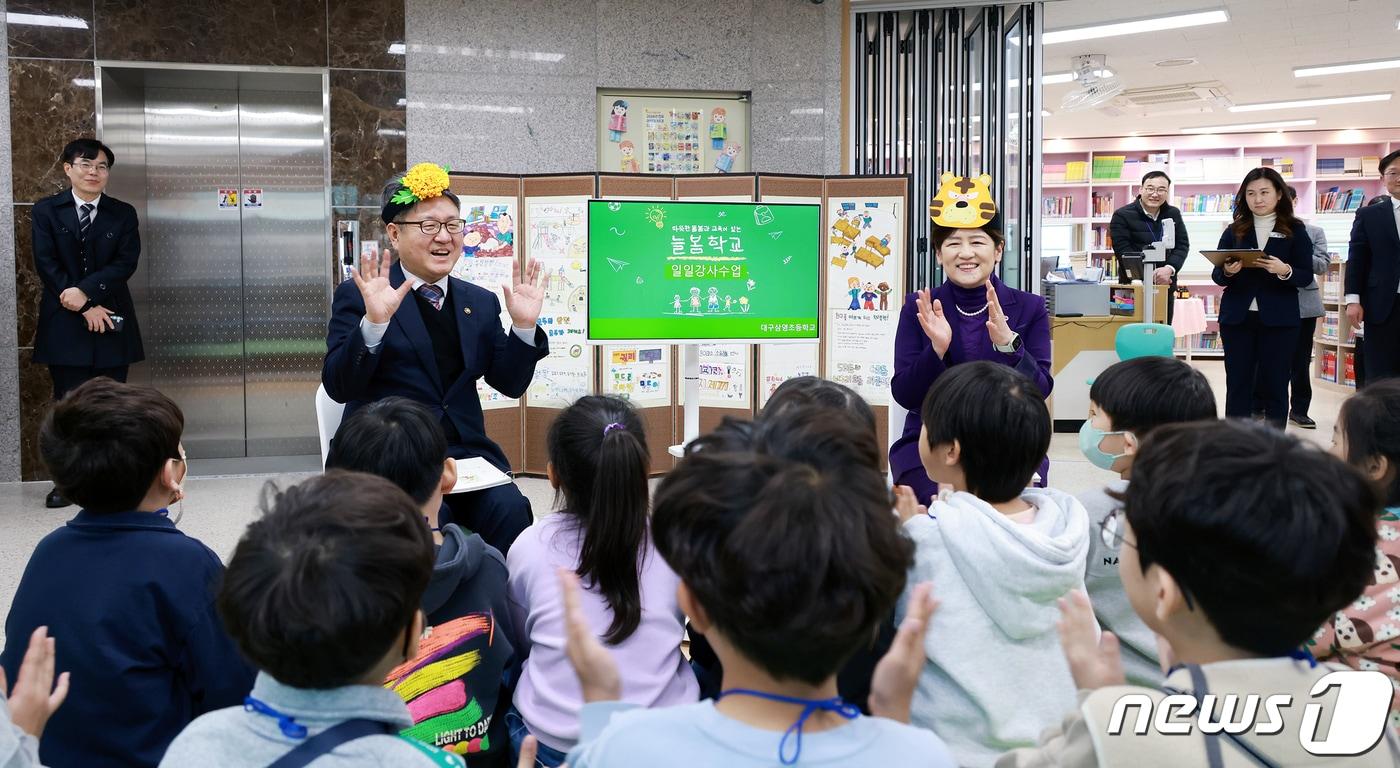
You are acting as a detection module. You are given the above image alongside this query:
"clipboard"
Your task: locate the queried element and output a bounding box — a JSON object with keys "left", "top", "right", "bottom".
{"left": 1200, "top": 249, "right": 1267, "bottom": 268}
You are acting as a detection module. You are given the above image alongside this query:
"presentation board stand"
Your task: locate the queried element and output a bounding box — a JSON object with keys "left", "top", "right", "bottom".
{"left": 669, "top": 344, "right": 702, "bottom": 458}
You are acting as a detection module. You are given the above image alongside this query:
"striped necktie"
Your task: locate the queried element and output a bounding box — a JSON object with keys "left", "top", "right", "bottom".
{"left": 78, "top": 203, "right": 93, "bottom": 241}
{"left": 417, "top": 283, "right": 444, "bottom": 311}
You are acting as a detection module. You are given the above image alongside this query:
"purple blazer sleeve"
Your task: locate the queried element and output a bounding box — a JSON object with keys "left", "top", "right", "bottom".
{"left": 891, "top": 292, "right": 946, "bottom": 413}
{"left": 997, "top": 295, "right": 1054, "bottom": 397}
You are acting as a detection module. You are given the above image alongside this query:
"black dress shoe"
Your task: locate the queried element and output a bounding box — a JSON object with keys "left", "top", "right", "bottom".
{"left": 45, "top": 487, "right": 71, "bottom": 509}
{"left": 1289, "top": 413, "right": 1317, "bottom": 429}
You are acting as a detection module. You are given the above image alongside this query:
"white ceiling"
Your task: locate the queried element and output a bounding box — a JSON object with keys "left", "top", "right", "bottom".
{"left": 1041, "top": 0, "right": 1400, "bottom": 138}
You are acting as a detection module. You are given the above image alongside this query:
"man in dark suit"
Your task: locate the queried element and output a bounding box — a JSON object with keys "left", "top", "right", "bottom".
{"left": 1345, "top": 150, "right": 1400, "bottom": 384}
{"left": 1108, "top": 170, "right": 1189, "bottom": 322}
{"left": 323, "top": 166, "right": 547, "bottom": 555}
{"left": 32, "top": 138, "right": 145, "bottom": 508}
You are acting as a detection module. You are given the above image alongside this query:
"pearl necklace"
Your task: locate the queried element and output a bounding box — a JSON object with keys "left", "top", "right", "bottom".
{"left": 955, "top": 303, "right": 988, "bottom": 317}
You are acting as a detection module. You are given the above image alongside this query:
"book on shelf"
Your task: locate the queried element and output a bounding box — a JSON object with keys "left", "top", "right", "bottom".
{"left": 1258, "top": 156, "right": 1295, "bottom": 177}
{"left": 1092, "top": 155, "right": 1126, "bottom": 181}
{"left": 1320, "top": 350, "right": 1338, "bottom": 383}
{"left": 1343, "top": 352, "right": 1356, "bottom": 387}
{"left": 1320, "top": 311, "right": 1340, "bottom": 342}
{"left": 1316, "top": 156, "right": 1381, "bottom": 177}
{"left": 1091, "top": 192, "right": 1116, "bottom": 217}
{"left": 1176, "top": 193, "right": 1234, "bottom": 214}
{"left": 1176, "top": 331, "right": 1222, "bottom": 352}
{"left": 1317, "top": 186, "right": 1366, "bottom": 213}
{"left": 1065, "top": 161, "right": 1089, "bottom": 182}
{"left": 1042, "top": 195, "right": 1074, "bottom": 217}
{"left": 1321, "top": 267, "right": 1342, "bottom": 302}
{"left": 1091, "top": 225, "right": 1113, "bottom": 251}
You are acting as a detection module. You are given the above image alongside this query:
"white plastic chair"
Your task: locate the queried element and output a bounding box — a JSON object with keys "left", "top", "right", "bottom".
{"left": 315, "top": 384, "right": 344, "bottom": 469}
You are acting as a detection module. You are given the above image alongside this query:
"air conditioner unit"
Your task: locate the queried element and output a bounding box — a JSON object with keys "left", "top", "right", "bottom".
{"left": 1111, "top": 82, "right": 1232, "bottom": 114}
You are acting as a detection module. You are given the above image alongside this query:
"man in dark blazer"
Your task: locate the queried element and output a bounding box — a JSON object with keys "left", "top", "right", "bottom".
{"left": 323, "top": 169, "right": 547, "bottom": 555}
{"left": 1345, "top": 150, "right": 1400, "bottom": 384}
{"left": 32, "top": 138, "right": 144, "bottom": 508}
{"left": 1109, "top": 170, "right": 1189, "bottom": 322}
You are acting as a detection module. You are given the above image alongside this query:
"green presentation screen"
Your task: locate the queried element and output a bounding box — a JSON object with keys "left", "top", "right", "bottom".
{"left": 587, "top": 200, "right": 821, "bottom": 343}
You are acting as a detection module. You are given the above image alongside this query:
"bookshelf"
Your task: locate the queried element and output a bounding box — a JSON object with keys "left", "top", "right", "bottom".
{"left": 1041, "top": 129, "right": 1399, "bottom": 384}
{"left": 1316, "top": 261, "right": 1358, "bottom": 391}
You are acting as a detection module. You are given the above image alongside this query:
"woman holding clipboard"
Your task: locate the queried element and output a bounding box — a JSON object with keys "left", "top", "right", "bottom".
{"left": 1211, "top": 167, "right": 1313, "bottom": 428}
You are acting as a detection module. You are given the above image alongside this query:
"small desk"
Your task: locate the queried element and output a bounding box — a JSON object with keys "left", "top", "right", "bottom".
{"left": 1048, "top": 284, "right": 1168, "bottom": 431}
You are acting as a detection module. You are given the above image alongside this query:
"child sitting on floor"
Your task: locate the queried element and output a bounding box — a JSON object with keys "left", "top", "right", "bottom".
{"left": 902, "top": 360, "right": 1091, "bottom": 766}
{"left": 505, "top": 396, "right": 697, "bottom": 766}
{"left": 1314, "top": 378, "right": 1400, "bottom": 731}
{"left": 327, "top": 397, "right": 516, "bottom": 765}
{"left": 1000, "top": 420, "right": 1400, "bottom": 766}
{"left": 557, "top": 413, "right": 955, "bottom": 767}
{"left": 161, "top": 472, "right": 464, "bottom": 767}
{"left": 1078, "top": 356, "right": 1216, "bottom": 686}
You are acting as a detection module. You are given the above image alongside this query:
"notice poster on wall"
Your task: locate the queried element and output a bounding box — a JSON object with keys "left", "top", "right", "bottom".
{"left": 677, "top": 344, "right": 750, "bottom": 406}
{"left": 757, "top": 343, "right": 820, "bottom": 409}
{"left": 601, "top": 345, "right": 671, "bottom": 406}
{"left": 644, "top": 109, "right": 703, "bottom": 174}
{"left": 824, "top": 197, "right": 903, "bottom": 406}
{"left": 524, "top": 197, "right": 592, "bottom": 408}
{"left": 451, "top": 196, "right": 520, "bottom": 410}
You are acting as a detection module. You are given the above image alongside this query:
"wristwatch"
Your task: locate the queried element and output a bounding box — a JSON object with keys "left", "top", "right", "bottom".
{"left": 994, "top": 332, "right": 1022, "bottom": 354}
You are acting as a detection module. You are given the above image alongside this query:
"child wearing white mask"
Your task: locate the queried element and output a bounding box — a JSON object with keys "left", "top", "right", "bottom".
{"left": 1078, "top": 357, "right": 1217, "bottom": 686}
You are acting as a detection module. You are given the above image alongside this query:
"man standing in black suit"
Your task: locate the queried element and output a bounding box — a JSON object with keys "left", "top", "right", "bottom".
{"left": 1108, "top": 171, "right": 1189, "bottom": 322}
{"left": 323, "top": 163, "right": 547, "bottom": 555}
{"left": 1345, "top": 150, "right": 1400, "bottom": 384}
{"left": 32, "top": 139, "right": 145, "bottom": 507}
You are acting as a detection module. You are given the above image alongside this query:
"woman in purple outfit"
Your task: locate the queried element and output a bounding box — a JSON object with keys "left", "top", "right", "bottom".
{"left": 889, "top": 178, "right": 1053, "bottom": 504}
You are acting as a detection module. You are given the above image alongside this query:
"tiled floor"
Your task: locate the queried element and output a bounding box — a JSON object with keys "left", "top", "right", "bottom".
{"left": 0, "top": 361, "right": 1348, "bottom": 645}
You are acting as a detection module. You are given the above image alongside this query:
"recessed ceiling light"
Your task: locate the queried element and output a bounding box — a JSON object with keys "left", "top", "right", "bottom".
{"left": 1154, "top": 58, "right": 1197, "bottom": 68}
{"left": 387, "top": 43, "right": 406, "bottom": 55}
{"left": 1229, "top": 93, "right": 1391, "bottom": 112}
{"left": 1294, "top": 58, "right": 1400, "bottom": 78}
{"left": 1181, "top": 119, "right": 1318, "bottom": 134}
{"left": 1043, "top": 9, "right": 1228, "bottom": 45}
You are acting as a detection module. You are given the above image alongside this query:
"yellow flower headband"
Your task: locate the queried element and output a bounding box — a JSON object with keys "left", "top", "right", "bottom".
{"left": 390, "top": 162, "right": 452, "bottom": 206}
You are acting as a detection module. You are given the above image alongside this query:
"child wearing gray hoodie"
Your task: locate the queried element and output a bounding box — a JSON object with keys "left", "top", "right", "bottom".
{"left": 898, "top": 361, "right": 1091, "bottom": 767}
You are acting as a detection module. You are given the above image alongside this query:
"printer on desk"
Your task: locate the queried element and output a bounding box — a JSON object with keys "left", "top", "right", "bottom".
{"left": 1045, "top": 281, "right": 1109, "bottom": 317}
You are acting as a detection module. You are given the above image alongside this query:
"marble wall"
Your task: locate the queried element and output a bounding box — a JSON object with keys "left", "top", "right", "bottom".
{"left": 404, "top": 0, "right": 845, "bottom": 175}
{"left": 2, "top": 0, "right": 407, "bottom": 481}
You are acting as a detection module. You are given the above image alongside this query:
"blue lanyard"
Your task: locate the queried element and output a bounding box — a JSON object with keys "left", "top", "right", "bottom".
{"left": 716, "top": 688, "right": 861, "bottom": 765}
{"left": 245, "top": 696, "right": 309, "bottom": 739}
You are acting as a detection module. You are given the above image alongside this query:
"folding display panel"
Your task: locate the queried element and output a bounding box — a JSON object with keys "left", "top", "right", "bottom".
{"left": 519, "top": 174, "right": 598, "bottom": 476}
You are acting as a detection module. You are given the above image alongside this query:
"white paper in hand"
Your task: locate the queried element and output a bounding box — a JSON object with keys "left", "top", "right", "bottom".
{"left": 449, "top": 456, "right": 512, "bottom": 494}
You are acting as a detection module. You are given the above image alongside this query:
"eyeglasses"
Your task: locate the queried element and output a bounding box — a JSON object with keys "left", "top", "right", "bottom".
{"left": 1099, "top": 508, "right": 1136, "bottom": 551}
{"left": 1384, "top": 171, "right": 1400, "bottom": 180}
{"left": 1141, "top": 186, "right": 1169, "bottom": 195}
{"left": 395, "top": 218, "right": 467, "bottom": 235}
{"left": 71, "top": 160, "right": 109, "bottom": 174}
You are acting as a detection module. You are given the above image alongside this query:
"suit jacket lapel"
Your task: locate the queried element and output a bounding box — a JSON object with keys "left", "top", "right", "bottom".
{"left": 389, "top": 262, "right": 443, "bottom": 393}
{"left": 445, "top": 277, "right": 479, "bottom": 400}
{"left": 1384, "top": 202, "right": 1400, "bottom": 253}
{"left": 57, "top": 192, "right": 82, "bottom": 244}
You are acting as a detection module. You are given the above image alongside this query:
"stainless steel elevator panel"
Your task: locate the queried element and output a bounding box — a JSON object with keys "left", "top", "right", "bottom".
{"left": 100, "top": 66, "right": 330, "bottom": 461}
{"left": 143, "top": 87, "right": 247, "bottom": 458}
{"left": 238, "top": 89, "right": 327, "bottom": 457}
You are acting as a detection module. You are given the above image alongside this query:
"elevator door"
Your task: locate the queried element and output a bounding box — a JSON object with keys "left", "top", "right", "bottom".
{"left": 137, "top": 75, "right": 327, "bottom": 459}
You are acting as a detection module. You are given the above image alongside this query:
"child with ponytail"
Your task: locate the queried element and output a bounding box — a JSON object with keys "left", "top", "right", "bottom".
{"left": 505, "top": 396, "right": 697, "bottom": 766}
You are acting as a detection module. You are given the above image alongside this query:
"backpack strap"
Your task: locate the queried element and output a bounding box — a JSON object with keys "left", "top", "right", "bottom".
{"left": 1161, "top": 665, "right": 1280, "bottom": 768}
{"left": 266, "top": 719, "right": 399, "bottom": 768}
